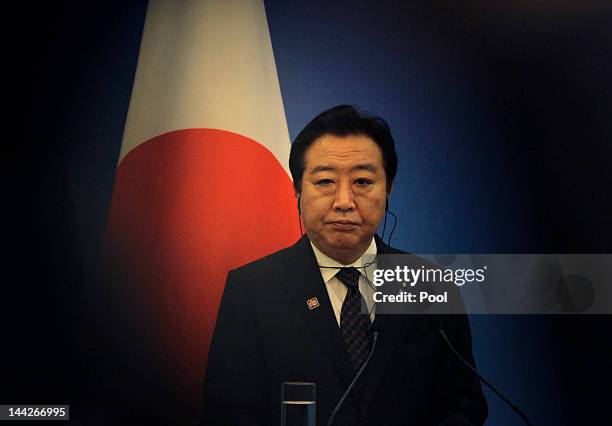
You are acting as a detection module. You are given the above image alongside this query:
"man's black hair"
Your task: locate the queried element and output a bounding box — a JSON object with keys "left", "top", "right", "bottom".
{"left": 289, "top": 105, "right": 398, "bottom": 194}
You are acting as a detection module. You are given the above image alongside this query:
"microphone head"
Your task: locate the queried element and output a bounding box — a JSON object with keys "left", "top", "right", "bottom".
{"left": 425, "top": 315, "right": 444, "bottom": 334}
{"left": 369, "top": 318, "right": 381, "bottom": 333}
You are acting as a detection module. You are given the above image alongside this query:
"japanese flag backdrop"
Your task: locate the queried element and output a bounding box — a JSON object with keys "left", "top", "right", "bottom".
{"left": 105, "top": 0, "right": 299, "bottom": 417}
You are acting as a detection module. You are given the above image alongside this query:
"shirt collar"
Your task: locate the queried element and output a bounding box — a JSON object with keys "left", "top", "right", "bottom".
{"left": 310, "top": 238, "right": 378, "bottom": 283}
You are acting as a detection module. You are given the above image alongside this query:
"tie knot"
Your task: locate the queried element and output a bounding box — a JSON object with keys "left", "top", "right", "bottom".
{"left": 336, "top": 267, "right": 360, "bottom": 289}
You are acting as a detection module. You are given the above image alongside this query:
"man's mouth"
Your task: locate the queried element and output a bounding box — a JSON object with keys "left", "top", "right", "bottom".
{"left": 327, "top": 221, "right": 359, "bottom": 230}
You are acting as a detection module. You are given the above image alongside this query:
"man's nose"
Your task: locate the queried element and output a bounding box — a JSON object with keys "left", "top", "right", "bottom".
{"left": 333, "top": 181, "right": 356, "bottom": 211}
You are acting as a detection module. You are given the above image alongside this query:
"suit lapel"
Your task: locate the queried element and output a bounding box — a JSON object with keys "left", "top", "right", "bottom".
{"left": 281, "top": 236, "right": 356, "bottom": 389}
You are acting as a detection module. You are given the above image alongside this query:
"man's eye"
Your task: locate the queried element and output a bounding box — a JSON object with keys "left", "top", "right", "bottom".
{"left": 316, "top": 179, "right": 334, "bottom": 186}
{"left": 355, "top": 178, "right": 373, "bottom": 186}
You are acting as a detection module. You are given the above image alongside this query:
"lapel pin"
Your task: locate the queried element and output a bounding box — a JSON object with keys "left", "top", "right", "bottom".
{"left": 306, "top": 297, "right": 320, "bottom": 310}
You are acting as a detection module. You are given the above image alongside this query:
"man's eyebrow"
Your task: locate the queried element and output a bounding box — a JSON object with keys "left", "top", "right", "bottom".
{"left": 352, "top": 164, "right": 378, "bottom": 173}
{"left": 309, "top": 165, "right": 335, "bottom": 174}
{"left": 309, "top": 164, "right": 378, "bottom": 174}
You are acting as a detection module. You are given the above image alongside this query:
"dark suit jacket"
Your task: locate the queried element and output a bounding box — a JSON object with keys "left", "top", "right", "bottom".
{"left": 201, "top": 236, "right": 487, "bottom": 425}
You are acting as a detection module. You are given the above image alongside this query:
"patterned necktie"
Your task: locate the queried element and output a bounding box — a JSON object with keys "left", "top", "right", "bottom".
{"left": 336, "top": 267, "right": 372, "bottom": 371}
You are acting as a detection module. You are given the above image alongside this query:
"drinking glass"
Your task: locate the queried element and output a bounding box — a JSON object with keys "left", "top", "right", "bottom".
{"left": 281, "top": 381, "right": 316, "bottom": 426}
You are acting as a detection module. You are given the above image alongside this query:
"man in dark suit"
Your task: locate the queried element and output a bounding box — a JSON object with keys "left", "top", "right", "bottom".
{"left": 201, "top": 105, "right": 487, "bottom": 425}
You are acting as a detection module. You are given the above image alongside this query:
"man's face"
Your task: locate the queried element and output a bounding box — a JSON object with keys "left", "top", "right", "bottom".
{"left": 299, "top": 133, "right": 389, "bottom": 264}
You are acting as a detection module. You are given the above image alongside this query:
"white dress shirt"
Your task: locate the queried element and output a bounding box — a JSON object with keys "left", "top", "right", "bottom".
{"left": 310, "top": 238, "right": 378, "bottom": 326}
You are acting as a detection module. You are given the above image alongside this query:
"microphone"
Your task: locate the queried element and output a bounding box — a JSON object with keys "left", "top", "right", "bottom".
{"left": 327, "top": 330, "right": 380, "bottom": 426}
{"left": 431, "top": 319, "right": 534, "bottom": 426}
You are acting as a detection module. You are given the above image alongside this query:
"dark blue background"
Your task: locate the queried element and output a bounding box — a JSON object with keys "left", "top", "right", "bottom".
{"left": 5, "top": 1, "right": 611, "bottom": 424}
